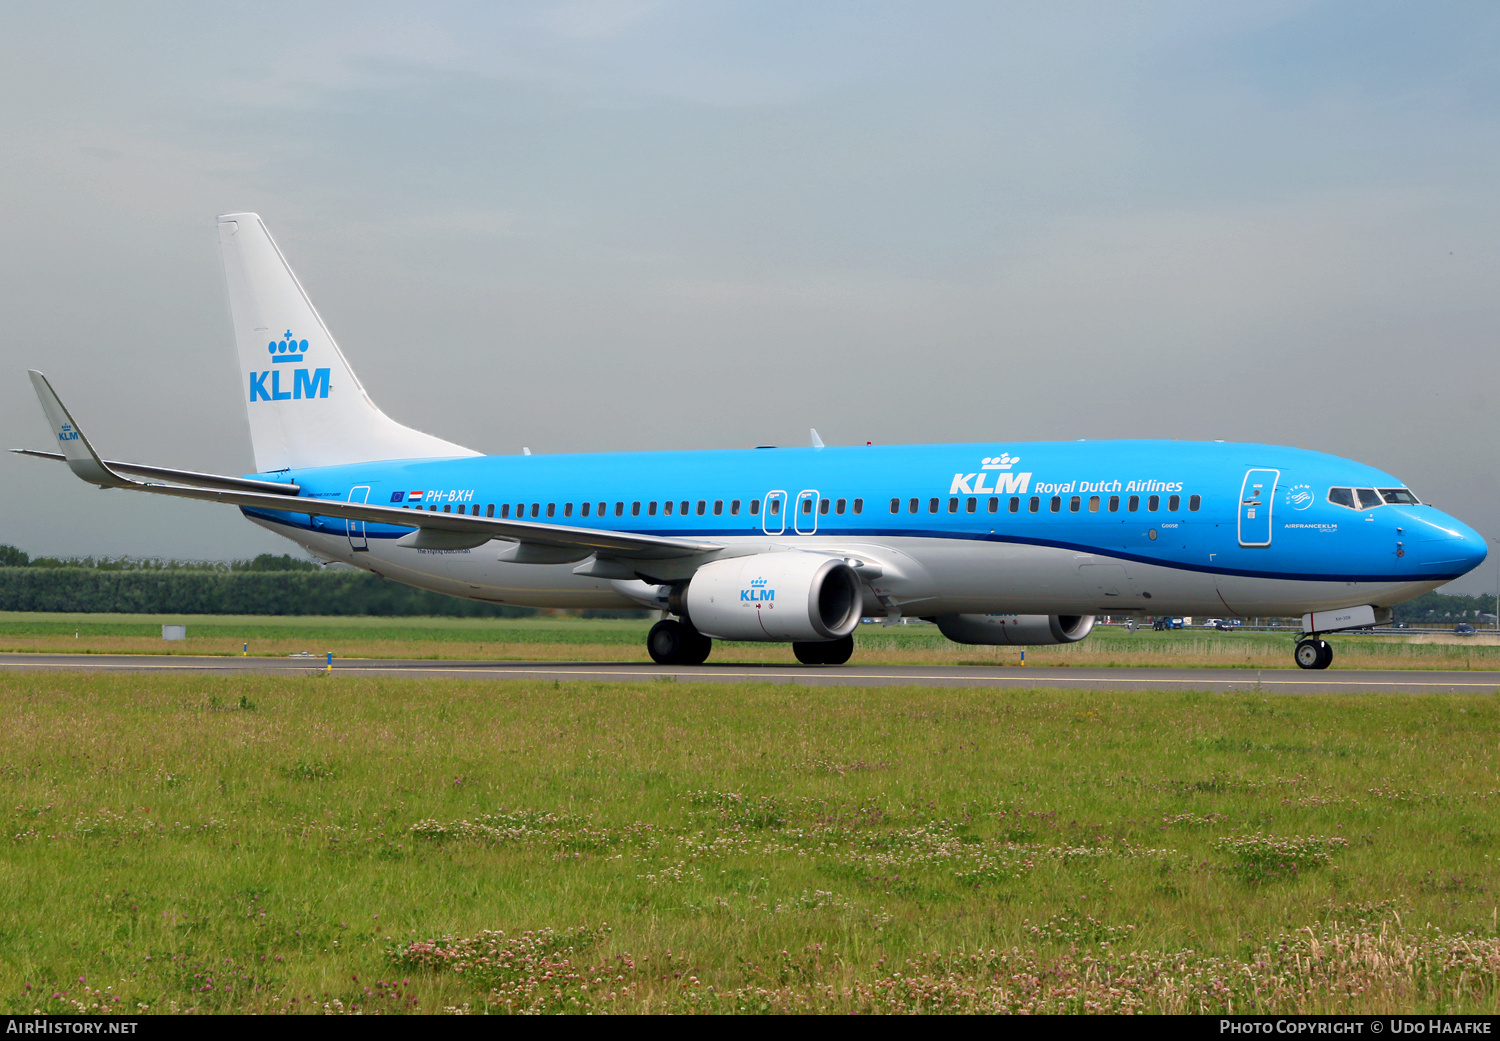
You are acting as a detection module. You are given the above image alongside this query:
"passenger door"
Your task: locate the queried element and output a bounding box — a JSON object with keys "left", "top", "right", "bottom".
{"left": 1237, "top": 469, "right": 1278, "bottom": 547}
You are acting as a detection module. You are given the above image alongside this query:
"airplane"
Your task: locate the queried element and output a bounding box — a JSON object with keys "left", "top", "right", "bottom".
{"left": 17, "top": 213, "right": 1489, "bottom": 670}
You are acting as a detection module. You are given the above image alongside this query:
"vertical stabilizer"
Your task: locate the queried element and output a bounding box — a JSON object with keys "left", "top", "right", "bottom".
{"left": 217, "top": 213, "right": 478, "bottom": 472}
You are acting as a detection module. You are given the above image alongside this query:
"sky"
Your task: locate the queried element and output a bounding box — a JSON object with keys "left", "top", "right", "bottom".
{"left": 2, "top": 1, "right": 1499, "bottom": 593}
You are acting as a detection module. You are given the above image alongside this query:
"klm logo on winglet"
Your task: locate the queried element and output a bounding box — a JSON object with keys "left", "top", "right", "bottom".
{"left": 58, "top": 423, "right": 79, "bottom": 443}
{"left": 249, "top": 330, "right": 330, "bottom": 402}
{"left": 741, "top": 577, "right": 774, "bottom": 602}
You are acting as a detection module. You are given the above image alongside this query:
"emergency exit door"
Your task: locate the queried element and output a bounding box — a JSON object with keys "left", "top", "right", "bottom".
{"left": 1237, "top": 469, "right": 1278, "bottom": 547}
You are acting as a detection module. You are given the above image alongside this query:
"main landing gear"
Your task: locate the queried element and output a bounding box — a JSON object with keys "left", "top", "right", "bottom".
{"left": 1294, "top": 638, "right": 1333, "bottom": 670}
{"left": 793, "top": 635, "right": 854, "bottom": 666}
{"left": 647, "top": 618, "right": 712, "bottom": 665}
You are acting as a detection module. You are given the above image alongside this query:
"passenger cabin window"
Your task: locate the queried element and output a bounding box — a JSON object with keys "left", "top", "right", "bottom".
{"left": 1168, "top": 494, "right": 1180, "bottom": 511}
{"left": 750, "top": 499, "right": 760, "bottom": 514}
{"left": 486, "top": 504, "right": 494, "bottom": 518}
{"left": 1089, "top": 495, "right": 1100, "bottom": 512}
{"left": 714, "top": 500, "right": 724, "bottom": 516}
{"left": 836, "top": 498, "right": 846, "bottom": 514}
{"left": 1148, "top": 494, "right": 1160, "bottom": 512}
{"left": 852, "top": 499, "right": 863, "bottom": 514}
{"left": 501, "top": 504, "right": 511, "bottom": 518}
{"left": 580, "top": 502, "right": 589, "bottom": 517}
{"left": 563, "top": 502, "right": 572, "bottom": 517}
{"left": 1189, "top": 494, "right": 1201, "bottom": 511}
{"left": 1028, "top": 496, "right": 1039, "bottom": 513}
{"left": 818, "top": 498, "right": 829, "bottom": 515}
{"left": 966, "top": 497, "right": 976, "bottom": 513}
{"left": 648, "top": 501, "right": 657, "bottom": 516}
{"left": 948, "top": 497, "right": 959, "bottom": 513}
{"left": 1128, "top": 495, "right": 1139, "bottom": 512}
{"left": 909, "top": 498, "right": 919, "bottom": 513}
{"left": 988, "top": 496, "right": 998, "bottom": 513}
{"left": 613, "top": 502, "right": 623, "bottom": 517}
{"left": 731, "top": 500, "right": 741, "bottom": 515}
{"left": 929, "top": 498, "right": 939, "bottom": 513}
{"left": 1380, "top": 488, "right": 1420, "bottom": 505}
{"left": 442, "top": 504, "right": 451, "bottom": 513}
{"left": 1108, "top": 495, "right": 1119, "bottom": 512}
{"left": 890, "top": 498, "right": 900, "bottom": 514}
{"left": 680, "top": 501, "right": 689, "bottom": 515}
{"left": 1069, "top": 496, "right": 1080, "bottom": 512}
{"left": 1327, "top": 487, "right": 1356, "bottom": 510}
{"left": 697, "top": 500, "right": 706, "bottom": 516}
{"left": 663, "top": 500, "right": 672, "bottom": 515}
{"left": 1009, "top": 496, "right": 1020, "bottom": 513}
{"left": 598, "top": 502, "right": 607, "bottom": 516}
{"left": 1050, "top": 496, "right": 1061, "bottom": 513}
{"left": 546, "top": 503, "right": 556, "bottom": 517}
{"left": 769, "top": 499, "right": 779, "bottom": 515}
{"left": 631, "top": 502, "right": 641, "bottom": 517}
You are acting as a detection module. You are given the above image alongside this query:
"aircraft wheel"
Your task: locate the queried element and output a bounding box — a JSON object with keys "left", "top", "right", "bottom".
{"left": 1315, "top": 640, "right": 1333, "bottom": 670}
{"left": 1294, "top": 640, "right": 1320, "bottom": 670}
{"left": 648, "top": 620, "right": 713, "bottom": 665}
{"left": 793, "top": 636, "right": 853, "bottom": 665}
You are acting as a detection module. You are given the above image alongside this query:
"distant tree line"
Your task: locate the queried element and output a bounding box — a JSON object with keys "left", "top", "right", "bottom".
{"left": 0, "top": 544, "right": 1486, "bottom": 623}
{"left": 0, "top": 546, "right": 646, "bottom": 618}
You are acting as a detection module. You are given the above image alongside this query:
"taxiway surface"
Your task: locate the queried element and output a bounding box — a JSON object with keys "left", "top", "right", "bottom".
{"left": 1, "top": 653, "right": 1497, "bottom": 694}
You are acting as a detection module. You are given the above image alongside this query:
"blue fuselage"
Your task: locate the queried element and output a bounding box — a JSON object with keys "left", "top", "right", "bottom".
{"left": 243, "top": 439, "right": 1486, "bottom": 617}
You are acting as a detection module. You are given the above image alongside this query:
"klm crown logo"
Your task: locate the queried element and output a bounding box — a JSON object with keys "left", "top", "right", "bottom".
{"left": 249, "top": 328, "right": 330, "bottom": 403}
{"left": 981, "top": 453, "right": 1019, "bottom": 470}
{"left": 268, "top": 330, "right": 310, "bottom": 364}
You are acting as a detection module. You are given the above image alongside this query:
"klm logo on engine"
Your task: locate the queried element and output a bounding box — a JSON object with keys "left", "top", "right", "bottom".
{"left": 950, "top": 453, "right": 1031, "bottom": 495}
{"left": 741, "top": 577, "right": 774, "bottom": 602}
{"left": 249, "top": 330, "right": 330, "bottom": 402}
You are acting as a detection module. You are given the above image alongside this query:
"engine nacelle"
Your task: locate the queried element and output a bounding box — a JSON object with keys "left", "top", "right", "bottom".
{"left": 931, "top": 613, "right": 1096, "bottom": 645}
{"left": 685, "top": 553, "right": 863, "bottom": 642}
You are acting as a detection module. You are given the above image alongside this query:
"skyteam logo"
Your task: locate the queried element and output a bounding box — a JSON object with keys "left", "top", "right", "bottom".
{"left": 741, "top": 577, "right": 774, "bottom": 603}
{"left": 952, "top": 453, "right": 1031, "bottom": 495}
{"left": 249, "top": 329, "right": 330, "bottom": 403}
{"left": 1285, "top": 483, "right": 1314, "bottom": 511}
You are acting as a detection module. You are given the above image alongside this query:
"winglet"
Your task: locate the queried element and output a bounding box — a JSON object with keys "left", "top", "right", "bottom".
{"left": 27, "top": 371, "right": 135, "bottom": 488}
{"left": 810, "top": 428, "right": 825, "bottom": 449}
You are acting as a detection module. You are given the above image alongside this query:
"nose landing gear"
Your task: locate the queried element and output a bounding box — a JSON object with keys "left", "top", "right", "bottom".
{"left": 1294, "top": 638, "right": 1333, "bottom": 670}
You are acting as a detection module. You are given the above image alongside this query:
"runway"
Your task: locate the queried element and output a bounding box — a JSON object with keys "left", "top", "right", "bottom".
{"left": 2, "top": 652, "right": 1499, "bottom": 693}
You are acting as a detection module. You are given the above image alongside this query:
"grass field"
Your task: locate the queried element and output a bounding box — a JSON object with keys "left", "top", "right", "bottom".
{"left": 3, "top": 612, "right": 1500, "bottom": 670}
{"left": 4, "top": 670, "right": 1500, "bottom": 1014}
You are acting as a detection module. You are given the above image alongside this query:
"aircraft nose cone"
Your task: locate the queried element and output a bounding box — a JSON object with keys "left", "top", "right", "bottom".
{"left": 1409, "top": 512, "right": 1488, "bottom": 577}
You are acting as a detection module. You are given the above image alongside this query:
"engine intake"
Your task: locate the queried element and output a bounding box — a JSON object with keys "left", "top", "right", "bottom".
{"left": 685, "top": 553, "right": 862, "bottom": 642}
{"left": 931, "top": 613, "right": 1095, "bottom": 645}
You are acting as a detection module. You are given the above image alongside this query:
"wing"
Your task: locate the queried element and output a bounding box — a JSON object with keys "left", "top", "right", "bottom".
{"left": 21, "top": 370, "right": 720, "bottom": 562}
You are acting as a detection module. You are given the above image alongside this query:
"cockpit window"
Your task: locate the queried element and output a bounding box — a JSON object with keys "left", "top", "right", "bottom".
{"left": 1355, "top": 488, "right": 1383, "bottom": 510}
{"left": 1327, "top": 487, "right": 1356, "bottom": 510}
{"left": 1379, "top": 488, "right": 1420, "bottom": 505}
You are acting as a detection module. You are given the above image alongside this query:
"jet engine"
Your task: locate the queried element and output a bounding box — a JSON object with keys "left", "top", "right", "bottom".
{"left": 684, "top": 553, "right": 862, "bottom": 642}
{"left": 931, "top": 613, "right": 1096, "bottom": 645}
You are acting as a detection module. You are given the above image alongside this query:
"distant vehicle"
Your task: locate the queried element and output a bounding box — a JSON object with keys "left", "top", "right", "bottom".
{"left": 1393, "top": 622, "right": 1410, "bottom": 629}
{"left": 1214, "top": 620, "right": 1235, "bottom": 631}
{"left": 1152, "top": 617, "right": 1186, "bottom": 631}
{"left": 1454, "top": 623, "right": 1477, "bottom": 636}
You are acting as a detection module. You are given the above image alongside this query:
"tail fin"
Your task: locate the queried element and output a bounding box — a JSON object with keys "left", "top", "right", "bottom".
{"left": 217, "top": 213, "right": 478, "bottom": 472}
